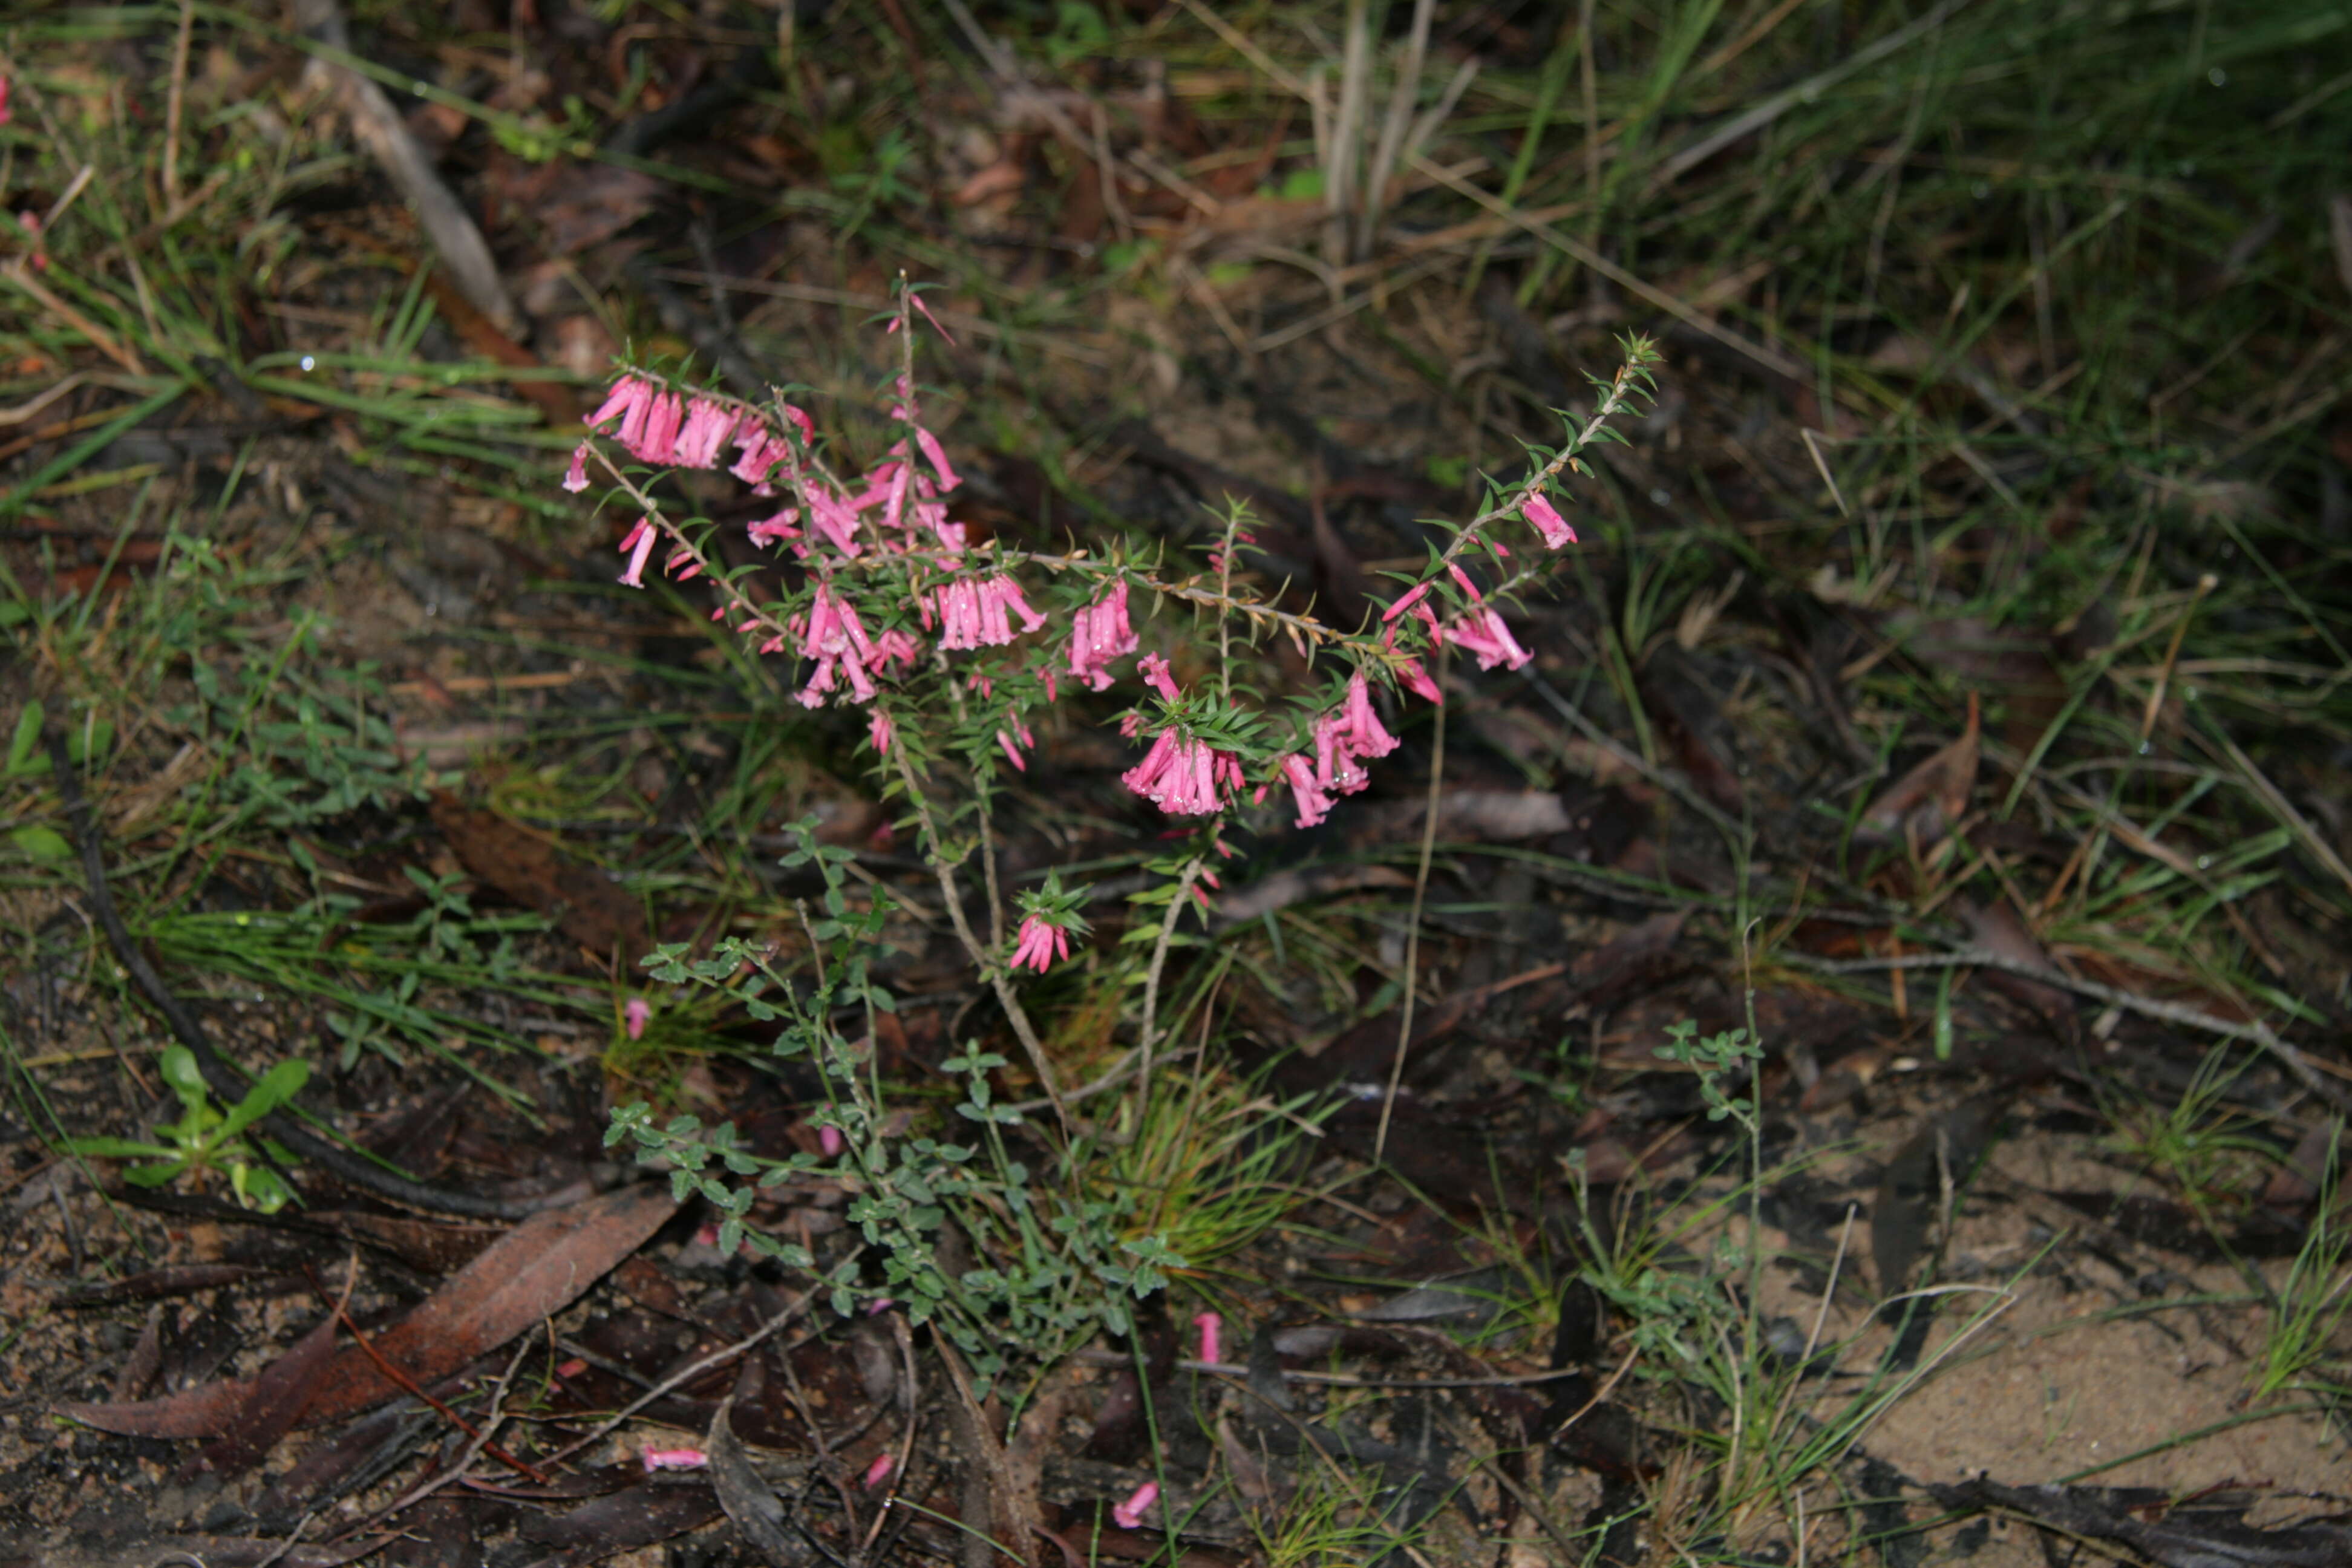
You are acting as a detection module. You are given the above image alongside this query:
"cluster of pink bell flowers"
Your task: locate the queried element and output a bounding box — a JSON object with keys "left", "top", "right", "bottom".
{"left": 566, "top": 313, "right": 1647, "bottom": 978}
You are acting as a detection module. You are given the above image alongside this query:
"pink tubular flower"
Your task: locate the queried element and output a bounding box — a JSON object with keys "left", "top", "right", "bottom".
{"left": 996, "top": 728, "right": 1028, "bottom": 771}
{"left": 1279, "top": 753, "right": 1333, "bottom": 828}
{"left": 794, "top": 583, "right": 880, "bottom": 708}
{"left": 819, "top": 1125, "right": 844, "bottom": 1157}
{"left": 748, "top": 507, "right": 801, "bottom": 548}
{"left": 1123, "top": 731, "right": 1228, "bottom": 816}
{"left": 862, "top": 1452, "right": 896, "bottom": 1489}
{"left": 869, "top": 710, "right": 895, "bottom": 754}
{"left": 617, "top": 518, "right": 656, "bottom": 588}
{"left": 562, "top": 443, "right": 591, "bottom": 494}
{"left": 671, "top": 397, "right": 737, "bottom": 469}
{"left": 886, "top": 412, "right": 963, "bottom": 494}
{"left": 1112, "top": 1481, "right": 1159, "bottom": 1530}
{"left": 1443, "top": 606, "right": 1534, "bottom": 671}
{"left": 632, "top": 391, "right": 685, "bottom": 464}
{"left": 1312, "top": 713, "right": 1370, "bottom": 795}
{"left": 1066, "top": 581, "right": 1138, "bottom": 691}
{"left": 623, "top": 998, "right": 652, "bottom": 1040}
{"left": 1011, "top": 914, "right": 1073, "bottom": 973}
{"left": 1396, "top": 656, "right": 1443, "bottom": 705}
{"left": 914, "top": 425, "right": 959, "bottom": 491}
{"left": 1336, "top": 672, "right": 1399, "bottom": 761}
{"left": 1138, "top": 652, "right": 1181, "bottom": 702}
{"left": 642, "top": 1448, "right": 707, "bottom": 1473}
{"left": 1194, "top": 1312, "right": 1223, "bottom": 1366}
{"left": 936, "top": 576, "right": 1045, "bottom": 651}
{"left": 1522, "top": 490, "right": 1577, "bottom": 549}
{"left": 587, "top": 374, "right": 652, "bottom": 434}
{"left": 730, "top": 427, "right": 783, "bottom": 488}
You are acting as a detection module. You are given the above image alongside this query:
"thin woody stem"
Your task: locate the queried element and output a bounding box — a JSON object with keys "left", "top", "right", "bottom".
{"left": 1374, "top": 644, "right": 1446, "bottom": 1164}
{"left": 1135, "top": 855, "right": 1204, "bottom": 1118}
{"left": 889, "top": 745, "right": 1073, "bottom": 1134}
{"left": 1445, "top": 350, "right": 1651, "bottom": 568}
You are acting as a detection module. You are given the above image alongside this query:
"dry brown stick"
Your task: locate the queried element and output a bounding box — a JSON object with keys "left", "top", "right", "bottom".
{"left": 536, "top": 1287, "right": 817, "bottom": 1469}
{"left": 350, "top": 1335, "right": 538, "bottom": 1535}
{"left": 293, "top": 0, "right": 521, "bottom": 338}
{"left": 935, "top": 1339, "right": 1039, "bottom": 1568}
{"left": 3, "top": 260, "right": 147, "bottom": 376}
{"left": 163, "top": 0, "right": 195, "bottom": 207}
{"left": 1785, "top": 947, "right": 2351, "bottom": 1112}
{"left": 310, "top": 1270, "right": 549, "bottom": 1485}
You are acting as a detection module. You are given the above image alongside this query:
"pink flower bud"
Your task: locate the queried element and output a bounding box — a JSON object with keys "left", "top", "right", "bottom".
{"left": 909, "top": 292, "right": 956, "bottom": 344}
{"left": 1381, "top": 581, "right": 1432, "bottom": 622}
{"left": 819, "top": 1125, "right": 844, "bottom": 1157}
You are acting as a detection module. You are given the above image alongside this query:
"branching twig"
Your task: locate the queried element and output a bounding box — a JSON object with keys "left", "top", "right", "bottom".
{"left": 535, "top": 1286, "right": 816, "bottom": 1470}
{"left": 890, "top": 748, "right": 1073, "bottom": 1134}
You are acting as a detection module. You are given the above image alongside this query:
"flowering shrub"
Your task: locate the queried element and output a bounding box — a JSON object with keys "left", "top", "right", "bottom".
{"left": 567, "top": 285, "right": 1652, "bottom": 997}
{"left": 578, "top": 283, "right": 1654, "bottom": 1376}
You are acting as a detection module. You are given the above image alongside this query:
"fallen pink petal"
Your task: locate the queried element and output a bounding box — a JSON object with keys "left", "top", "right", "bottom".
{"left": 1112, "top": 1481, "right": 1159, "bottom": 1530}
{"left": 641, "top": 1448, "right": 707, "bottom": 1472}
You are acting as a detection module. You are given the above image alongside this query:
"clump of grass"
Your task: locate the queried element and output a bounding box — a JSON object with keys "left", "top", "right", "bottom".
{"left": 2104, "top": 1042, "right": 2282, "bottom": 1218}
{"left": 1242, "top": 1459, "right": 1451, "bottom": 1568}
{"left": 2253, "top": 1124, "right": 2351, "bottom": 1403}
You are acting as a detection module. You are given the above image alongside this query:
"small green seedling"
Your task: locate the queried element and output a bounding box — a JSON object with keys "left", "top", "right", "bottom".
{"left": 1655, "top": 1019, "right": 1763, "bottom": 1129}
{"left": 66, "top": 1047, "right": 310, "bottom": 1212}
